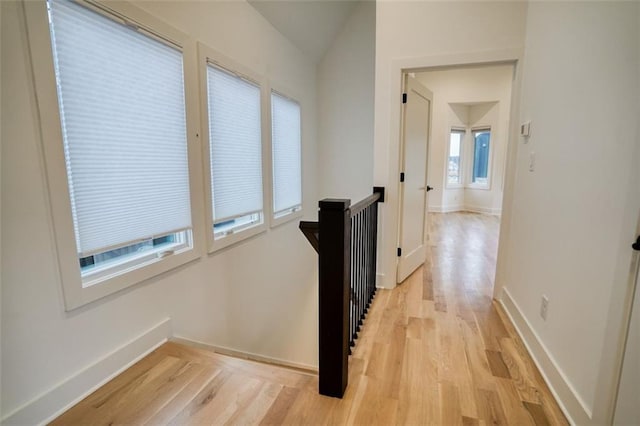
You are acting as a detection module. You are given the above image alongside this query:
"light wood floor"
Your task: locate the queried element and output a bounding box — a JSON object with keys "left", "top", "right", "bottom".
{"left": 52, "top": 212, "right": 568, "bottom": 425}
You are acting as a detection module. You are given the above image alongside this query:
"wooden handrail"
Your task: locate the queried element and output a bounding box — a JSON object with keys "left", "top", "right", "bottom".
{"left": 299, "top": 187, "right": 384, "bottom": 398}
{"left": 299, "top": 221, "right": 319, "bottom": 253}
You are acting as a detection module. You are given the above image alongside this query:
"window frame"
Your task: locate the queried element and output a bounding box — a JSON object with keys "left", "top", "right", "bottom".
{"left": 197, "top": 43, "right": 269, "bottom": 253}
{"left": 25, "top": 0, "right": 205, "bottom": 311}
{"left": 467, "top": 126, "right": 492, "bottom": 190}
{"left": 268, "top": 85, "right": 304, "bottom": 228}
{"left": 445, "top": 127, "right": 466, "bottom": 189}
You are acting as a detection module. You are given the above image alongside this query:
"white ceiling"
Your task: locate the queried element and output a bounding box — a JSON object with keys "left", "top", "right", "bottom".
{"left": 248, "top": 0, "right": 359, "bottom": 63}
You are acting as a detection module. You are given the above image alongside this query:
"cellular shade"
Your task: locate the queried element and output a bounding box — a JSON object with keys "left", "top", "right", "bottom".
{"left": 48, "top": 0, "right": 192, "bottom": 256}
{"left": 207, "top": 65, "right": 263, "bottom": 223}
{"left": 271, "top": 92, "right": 302, "bottom": 215}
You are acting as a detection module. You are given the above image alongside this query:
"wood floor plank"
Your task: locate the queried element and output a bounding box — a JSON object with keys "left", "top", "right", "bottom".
{"left": 258, "top": 386, "right": 300, "bottom": 425}
{"left": 462, "top": 415, "right": 480, "bottom": 426}
{"left": 439, "top": 381, "right": 463, "bottom": 426}
{"left": 103, "top": 359, "right": 201, "bottom": 424}
{"left": 396, "top": 337, "right": 429, "bottom": 425}
{"left": 495, "top": 378, "right": 536, "bottom": 426}
{"left": 52, "top": 212, "right": 568, "bottom": 426}
{"left": 165, "top": 368, "right": 233, "bottom": 425}
{"left": 180, "top": 373, "right": 262, "bottom": 424}
{"left": 486, "top": 350, "right": 511, "bottom": 379}
{"left": 143, "top": 364, "right": 223, "bottom": 425}
{"left": 523, "top": 400, "right": 552, "bottom": 426}
{"left": 476, "top": 388, "right": 509, "bottom": 426}
{"left": 225, "top": 381, "right": 282, "bottom": 425}
{"left": 52, "top": 355, "right": 182, "bottom": 426}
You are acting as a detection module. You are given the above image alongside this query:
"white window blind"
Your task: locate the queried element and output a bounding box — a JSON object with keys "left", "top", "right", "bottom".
{"left": 48, "top": 0, "right": 192, "bottom": 256}
{"left": 206, "top": 65, "right": 263, "bottom": 224}
{"left": 271, "top": 92, "right": 302, "bottom": 215}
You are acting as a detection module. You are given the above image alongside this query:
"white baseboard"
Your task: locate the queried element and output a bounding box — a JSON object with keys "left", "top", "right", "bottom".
{"left": 171, "top": 336, "right": 318, "bottom": 374}
{"left": 1, "top": 318, "right": 172, "bottom": 426}
{"left": 376, "top": 272, "right": 385, "bottom": 288}
{"left": 428, "top": 204, "right": 464, "bottom": 213}
{"left": 465, "top": 205, "right": 502, "bottom": 216}
{"left": 499, "top": 288, "right": 592, "bottom": 425}
{"left": 428, "top": 205, "right": 501, "bottom": 216}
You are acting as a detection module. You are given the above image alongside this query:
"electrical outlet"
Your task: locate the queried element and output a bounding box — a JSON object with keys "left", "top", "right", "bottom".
{"left": 540, "top": 295, "right": 549, "bottom": 321}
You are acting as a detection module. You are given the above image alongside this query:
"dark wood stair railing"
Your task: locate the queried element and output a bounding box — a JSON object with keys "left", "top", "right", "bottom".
{"left": 299, "top": 186, "right": 384, "bottom": 398}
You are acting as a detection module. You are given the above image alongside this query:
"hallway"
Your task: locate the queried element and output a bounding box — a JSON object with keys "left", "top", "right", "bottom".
{"left": 51, "top": 213, "right": 568, "bottom": 425}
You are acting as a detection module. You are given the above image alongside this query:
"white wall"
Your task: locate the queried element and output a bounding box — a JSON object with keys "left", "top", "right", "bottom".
{"left": 416, "top": 65, "right": 513, "bottom": 215}
{"left": 0, "top": 0, "right": 3, "bottom": 418}
{"left": 317, "top": 1, "right": 375, "bottom": 202}
{"left": 497, "top": 2, "right": 640, "bottom": 424}
{"left": 1, "top": 1, "right": 319, "bottom": 422}
{"left": 374, "top": 1, "right": 527, "bottom": 288}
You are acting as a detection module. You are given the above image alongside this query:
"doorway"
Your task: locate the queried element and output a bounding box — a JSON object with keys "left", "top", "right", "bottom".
{"left": 396, "top": 63, "right": 516, "bottom": 299}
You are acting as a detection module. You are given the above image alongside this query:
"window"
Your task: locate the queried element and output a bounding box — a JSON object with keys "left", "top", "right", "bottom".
{"left": 26, "top": 0, "right": 201, "bottom": 309}
{"left": 271, "top": 91, "right": 302, "bottom": 225}
{"left": 472, "top": 128, "right": 491, "bottom": 186}
{"left": 200, "top": 47, "right": 267, "bottom": 251}
{"left": 447, "top": 129, "right": 465, "bottom": 186}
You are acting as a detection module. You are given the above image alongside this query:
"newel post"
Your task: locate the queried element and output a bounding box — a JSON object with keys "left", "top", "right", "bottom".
{"left": 318, "top": 198, "right": 351, "bottom": 398}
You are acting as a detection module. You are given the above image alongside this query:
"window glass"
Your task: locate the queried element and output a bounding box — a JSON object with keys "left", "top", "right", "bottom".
{"left": 472, "top": 129, "right": 491, "bottom": 184}
{"left": 271, "top": 92, "right": 302, "bottom": 218}
{"left": 448, "top": 130, "right": 464, "bottom": 185}
{"left": 206, "top": 65, "right": 264, "bottom": 237}
{"left": 47, "top": 0, "right": 192, "bottom": 282}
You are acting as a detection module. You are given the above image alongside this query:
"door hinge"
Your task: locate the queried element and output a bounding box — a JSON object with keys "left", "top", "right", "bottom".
{"left": 400, "top": 172, "right": 405, "bottom": 182}
{"left": 397, "top": 247, "right": 402, "bottom": 257}
{"left": 633, "top": 236, "right": 640, "bottom": 251}
{"left": 402, "top": 93, "right": 407, "bottom": 104}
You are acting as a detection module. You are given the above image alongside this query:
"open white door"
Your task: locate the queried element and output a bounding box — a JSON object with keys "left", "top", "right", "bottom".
{"left": 613, "top": 218, "right": 640, "bottom": 424}
{"left": 397, "top": 75, "right": 433, "bottom": 283}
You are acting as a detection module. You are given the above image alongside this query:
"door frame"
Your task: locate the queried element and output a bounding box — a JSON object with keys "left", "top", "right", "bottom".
{"left": 384, "top": 49, "right": 523, "bottom": 297}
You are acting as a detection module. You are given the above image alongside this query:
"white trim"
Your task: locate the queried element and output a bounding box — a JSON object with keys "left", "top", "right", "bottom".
{"left": 499, "top": 288, "right": 592, "bottom": 425}
{"left": 376, "top": 272, "right": 390, "bottom": 289}
{"left": 1, "top": 318, "right": 172, "bottom": 426}
{"left": 23, "top": 0, "right": 205, "bottom": 311}
{"left": 464, "top": 205, "right": 502, "bottom": 216}
{"left": 428, "top": 205, "right": 501, "bottom": 216}
{"left": 428, "top": 204, "right": 465, "bottom": 213}
{"left": 171, "top": 336, "right": 318, "bottom": 375}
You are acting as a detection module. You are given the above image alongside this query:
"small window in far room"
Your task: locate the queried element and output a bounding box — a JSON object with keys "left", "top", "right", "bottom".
{"left": 472, "top": 128, "right": 491, "bottom": 186}
{"left": 447, "top": 129, "right": 465, "bottom": 186}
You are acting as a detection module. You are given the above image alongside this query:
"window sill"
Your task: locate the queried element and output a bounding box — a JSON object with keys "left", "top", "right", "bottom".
{"left": 63, "top": 246, "right": 200, "bottom": 311}
{"left": 270, "top": 208, "right": 303, "bottom": 229}
{"left": 445, "top": 183, "right": 463, "bottom": 190}
{"left": 466, "top": 183, "right": 491, "bottom": 191}
{"left": 208, "top": 222, "right": 267, "bottom": 253}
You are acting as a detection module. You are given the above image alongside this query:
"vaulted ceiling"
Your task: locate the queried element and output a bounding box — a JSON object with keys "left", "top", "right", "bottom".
{"left": 248, "top": 0, "right": 359, "bottom": 63}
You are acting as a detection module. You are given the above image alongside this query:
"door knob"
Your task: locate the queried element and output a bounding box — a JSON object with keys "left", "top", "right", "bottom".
{"left": 633, "top": 236, "right": 640, "bottom": 251}
{"left": 426, "top": 186, "right": 434, "bottom": 192}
